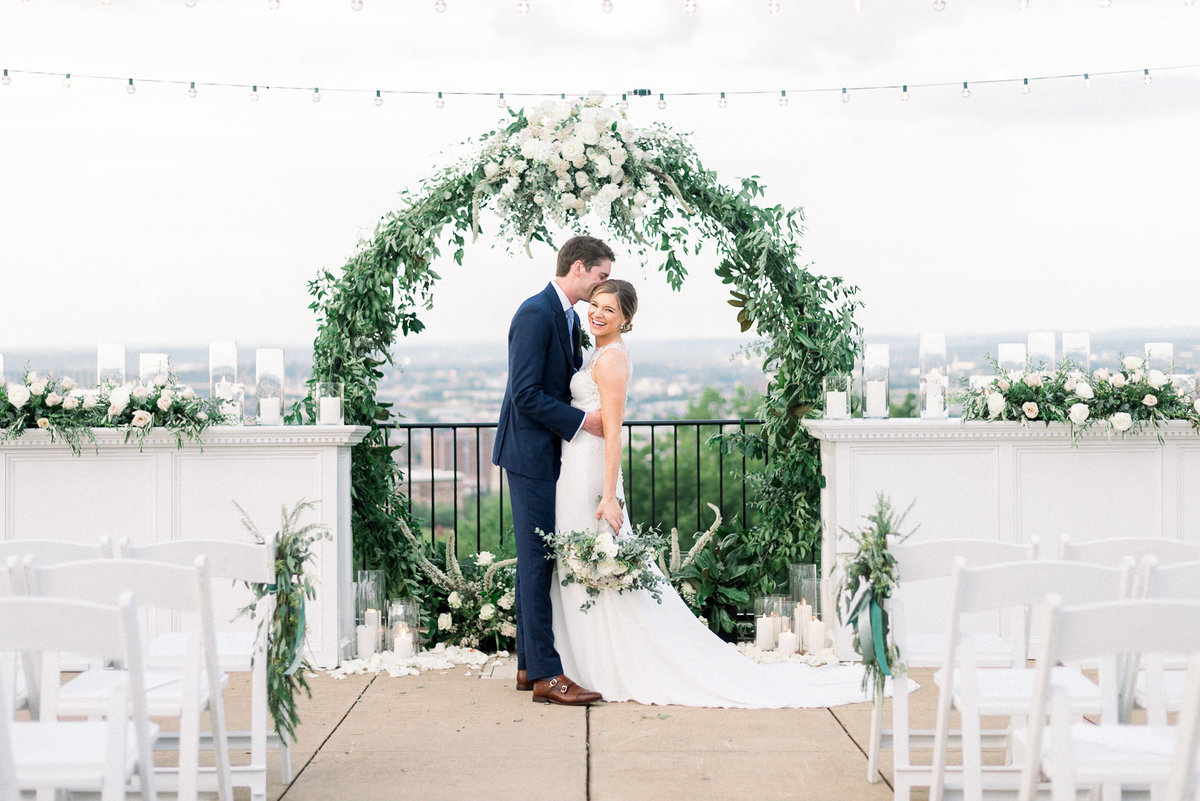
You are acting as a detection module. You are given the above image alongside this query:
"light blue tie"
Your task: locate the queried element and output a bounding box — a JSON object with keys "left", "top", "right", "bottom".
{"left": 566, "top": 308, "right": 576, "bottom": 341}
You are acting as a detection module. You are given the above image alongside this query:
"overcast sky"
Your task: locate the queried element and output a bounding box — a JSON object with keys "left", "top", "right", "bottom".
{"left": 1, "top": 0, "right": 1198, "bottom": 355}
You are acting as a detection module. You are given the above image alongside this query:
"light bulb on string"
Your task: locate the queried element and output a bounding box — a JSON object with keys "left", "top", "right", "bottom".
{"left": 1017, "top": 0, "right": 1028, "bottom": 9}
{"left": 767, "top": 0, "right": 780, "bottom": 12}
{"left": 717, "top": 91, "right": 727, "bottom": 109}
{"left": 851, "top": 0, "right": 861, "bottom": 12}
{"left": 684, "top": 0, "right": 696, "bottom": 14}
{"left": 619, "top": 93, "right": 628, "bottom": 110}
{"left": 435, "top": 0, "right": 446, "bottom": 9}
{"left": 497, "top": 92, "right": 507, "bottom": 108}
{"left": 435, "top": 91, "right": 445, "bottom": 108}
{"left": 1083, "top": 73, "right": 1091, "bottom": 88}
{"left": 126, "top": 78, "right": 135, "bottom": 95}
{"left": 351, "top": 0, "right": 362, "bottom": 8}
{"left": 1, "top": 70, "right": 9, "bottom": 86}
{"left": 1099, "top": 0, "right": 1111, "bottom": 6}
{"left": 185, "top": 0, "right": 197, "bottom": 6}
{"left": 602, "top": 0, "right": 613, "bottom": 11}
{"left": 960, "top": 81, "right": 970, "bottom": 98}
{"left": 933, "top": 0, "right": 945, "bottom": 9}
{"left": 900, "top": 84, "right": 909, "bottom": 101}
{"left": 374, "top": 89, "right": 383, "bottom": 106}
{"left": 250, "top": 84, "right": 260, "bottom": 102}
{"left": 657, "top": 93, "right": 667, "bottom": 110}
{"left": 267, "top": 0, "right": 279, "bottom": 9}
{"left": 1186, "top": 0, "right": 1196, "bottom": 7}
{"left": 778, "top": 90, "right": 788, "bottom": 107}
{"left": 517, "top": 0, "right": 529, "bottom": 13}
{"left": 841, "top": 87, "right": 850, "bottom": 103}
{"left": 62, "top": 73, "right": 71, "bottom": 89}
{"left": 100, "top": 0, "right": 111, "bottom": 6}
{"left": 312, "top": 87, "right": 321, "bottom": 103}
{"left": 188, "top": 81, "right": 197, "bottom": 98}
{"left": 1021, "top": 77, "right": 1031, "bottom": 94}
{"left": 1143, "top": 68, "right": 1152, "bottom": 85}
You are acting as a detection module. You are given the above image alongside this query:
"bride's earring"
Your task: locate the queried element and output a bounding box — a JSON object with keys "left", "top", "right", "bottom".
{"left": 619, "top": 322, "right": 631, "bottom": 333}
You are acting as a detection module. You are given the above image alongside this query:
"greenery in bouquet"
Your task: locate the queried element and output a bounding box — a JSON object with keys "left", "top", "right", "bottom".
{"left": 958, "top": 354, "right": 1200, "bottom": 443}
{"left": 1, "top": 367, "right": 226, "bottom": 455}
{"left": 543, "top": 520, "right": 666, "bottom": 612}
{"left": 838, "top": 493, "right": 915, "bottom": 695}
{"left": 398, "top": 517, "right": 517, "bottom": 652}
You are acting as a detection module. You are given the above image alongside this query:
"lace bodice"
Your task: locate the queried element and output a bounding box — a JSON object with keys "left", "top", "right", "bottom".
{"left": 569, "top": 342, "right": 631, "bottom": 413}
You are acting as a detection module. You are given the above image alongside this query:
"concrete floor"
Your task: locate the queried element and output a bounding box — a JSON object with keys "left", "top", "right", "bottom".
{"left": 214, "top": 662, "right": 962, "bottom": 801}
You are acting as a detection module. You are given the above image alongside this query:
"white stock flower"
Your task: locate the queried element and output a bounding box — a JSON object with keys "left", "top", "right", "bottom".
{"left": 1074, "top": 381, "right": 1095, "bottom": 400}
{"left": 498, "top": 593, "right": 514, "bottom": 610}
{"left": 1022, "top": 401, "right": 1039, "bottom": 419}
{"left": 986, "top": 392, "right": 1006, "bottom": 418}
{"left": 82, "top": 394, "right": 98, "bottom": 410}
{"left": 28, "top": 380, "right": 46, "bottom": 396}
{"left": 61, "top": 376, "right": 77, "bottom": 391}
{"left": 478, "top": 604, "right": 496, "bottom": 621}
{"left": 1068, "top": 402, "right": 1090, "bottom": 425}
{"left": 437, "top": 613, "right": 454, "bottom": 631}
{"left": 1143, "top": 393, "right": 1159, "bottom": 407}
{"left": 1110, "top": 373, "right": 1127, "bottom": 388}
{"left": 1110, "top": 412, "right": 1133, "bottom": 432}
{"left": 62, "top": 395, "right": 79, "bottom": 411}
{"left": 44, "top": 391, "right": 62, "bottom": 407}
{"left": 500, "top": 621, "right": 516, "bottom": 638}
{"left": 36, "top": 417, "right": 50, "bottom": 429}
{"left": 1123, "top": 356, "right": 1143, "bottom": 371}
{"left": 447, "top": 591, "right": 462, "bottom": 609}
{"left": 1147, "top": 370, "right": 1169, "bottom": 390}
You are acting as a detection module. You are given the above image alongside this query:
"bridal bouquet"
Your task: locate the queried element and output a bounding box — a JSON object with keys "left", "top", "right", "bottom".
{"left": 542, "top": 523, "right": 666, "bottom": 611}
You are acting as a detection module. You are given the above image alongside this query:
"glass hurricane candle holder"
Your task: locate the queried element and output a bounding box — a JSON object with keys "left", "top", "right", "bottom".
{"left": 97, "top": 341, "right": 126, "bottom": 387}
{"left": 255, "top": 348, "right": 285, "bottom": 425}
{"left": 387, "top": 599, "right": 421, "bottom": 658}
{"left": 822, "top": 375, "right": 851, "bottom": 420}
{"left": 218, "top": 383, "right": 244, "bottom": 424}
{"left": 316, "top": 382, "right": 344, "bottom": 425}
{"left": 138, "top": 352, "right": 169, "bottom": 385}
{"left": 861, "top": 344, "right": 890, "bottom": 419}
{"left": 1062, "top": 332, "right": 1091, "bottom": 373}
{"left": 919, "top": 332, "right": 949, "bottom": 419}
{"left": 1145, "top": 342, "right": 1174, "bottom": 373}
{"left": 1027, "top": 331, "right": 1056, "bottom": 371}
{"left": 997, "top": 343, "right": 1026, "bottom": 379}
{"left": 753, "top": 596, "right": 788, "bottom": 650}
{"left": 210, "top": 341, "right": 238, "bottom": 400}
{"left": 356, "top": 570, "right": 386, "bottom": 657}
{"left": 789, "top": 563, "right": 817, "bottom": 603}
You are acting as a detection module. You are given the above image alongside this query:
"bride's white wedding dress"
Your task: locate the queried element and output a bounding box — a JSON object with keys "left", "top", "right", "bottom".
{"left": 550, "top": 342, "right": 878, "bottom": 708}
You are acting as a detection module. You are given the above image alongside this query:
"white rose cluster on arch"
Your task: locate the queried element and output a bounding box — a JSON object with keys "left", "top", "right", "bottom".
{"left": 474, "top": 94, "right": 666, "bottom": 247}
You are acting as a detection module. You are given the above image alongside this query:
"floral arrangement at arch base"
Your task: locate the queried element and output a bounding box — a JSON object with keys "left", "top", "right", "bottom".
{"left": 958, "top": 355, "right": 1200, "bottom": 443}
{"left": 398, "top": 517, "right": 517, "bottom": 652}
{"left": 837, "top": 493, "right": 915, "bottom": 696}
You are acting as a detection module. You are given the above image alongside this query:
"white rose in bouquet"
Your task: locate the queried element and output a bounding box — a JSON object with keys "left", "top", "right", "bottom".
{"left": 1074, "top": 381, "right": 1095, "bottom": 400}
{"left": 28, "top": 380, "right": 46, "bottom": 397}
{"left": 132, "top": 385, "right": 151, "bottom": 401}
{"left": 476, "top": 551, "right": 495, "bottom": 567}
{"left": 1123, "top": 356, "right": 1143, "bottom": 371}
{"left": 156, "top": 392, "right": 173, "bottom": 412}
{"left": 575, "top": 171, "right": 590, "bottom": 188}
{"left": 153, "top": 374, "right": 168, "bottom": 387}
{"left": 483, "top": 161, "right": 500, "bottom": 179}
{"left": 608, "top": 147, "right": 627, "bottom": 166}
{"left": 447, "top": 591, "right": 462, "bottom": 609}
{"left": 1068, "top": 402, "right": 1090, "bottom": 425}
{"left": 1143, "top": 394, "right": 1158, "bottom": 408}
{"left": 1147, "top": 370, "right": 1168, "bottom": 390}
{"left": 36, "top": 417, "right": 50, "bottom": 429}
{"left": 131, "top": 410, "right": 153, "bottom": 428}
{"left": 607, "top": 167, "right": 625, "bottom": 185}
{"left": 571, "top": 154, "right": 587, "bottom": 170}
{"left": 62, "top": 395, "right": 79, "bottom": 411}
{"left": 597, "top": 558, "right": 619, "bottom": 577}
{"left": 560, "top": 138, "right": 585, "bottom": 161}
{"left": 575, "top": 121, "right": 600, "bottom": 145}
{"left": 478, "top": 604, "right": 496, "bottom": 621}
{"left": 82, "top": 393, "right": 98, "bottom": 410}
{"left": 44, "top": 391, "right": 62, "bottom": 407}
{"left": 591, "top": 154, "right": 611, "bottom": 176}
{"left": 1093, "top": 368, "right": 1110, "bottom": 381}
{"left": 597, "top": 183, "right": 621, "bottom": 203}
{"left": 1194, "top": 398, "right": 1200, "bottom": 415}
{"left": 1022, "top": 402, "right": 1039, "bottom": 419}
{"left": 437, "top": 613, "right": 454, "bottom": 631}
{"left": 1110, "top": 412, "right": 1133, "bottom": 432}
{"left": 1023, "top": 373, "right": 1042, "bottom": 388}
{"left": 181, "top": 386, "right": 196, "bottom": 400}
{"left": 108, "top": 386, "right": 131, "bottom": 414}
{"left": 986, "top": 392, "right": 1007, "bottom": 419}
{"left": 1064, "top": 376, "right": 1077, "bottom": 392}
{"left": 61, "top": 376, "right": 77, "bottom": 391}
{"left": 1131, "top": 369, "right": 1145, "bottom": 383}
{"left": 1110, "top": 373, "right": 1127, "bottom": 388}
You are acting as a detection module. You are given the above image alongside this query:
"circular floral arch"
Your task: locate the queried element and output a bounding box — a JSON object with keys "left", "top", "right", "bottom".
{"left": 307, "top": 94, "right": 861, "bottom": 598}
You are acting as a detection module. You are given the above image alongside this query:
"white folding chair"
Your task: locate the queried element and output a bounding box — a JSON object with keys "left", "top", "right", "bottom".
{"left": 27, "top": 556, "right": 234, "bottom": 801}
{"left": 1130, "top": 560, "right": 1200, "bottom": 721}
{"left": 1016, "top": 598, "right": 1200, "bottom": 801}
{"left": 0, "top": 593, "right": 158, "bottom": 801}
{"left": 870, "top": 537, "right": 1038, "bottom": 800}
{"left": 0, "top": 537, "right": 113, "bottom": 565}
{"left": 116, "top": 536, "right": 290, "bottom": 801}
{"left": 0, "top": 557, "right": 31, "bottom": 717}
{"left": 1059, "top": 535, "right": 1200, "bottom": 567}
{"left": 929, "top": 558, "right": 1136, "bottom": 801}
{"left": 1166, "top": 654, "right": 1200, "bottom": 801}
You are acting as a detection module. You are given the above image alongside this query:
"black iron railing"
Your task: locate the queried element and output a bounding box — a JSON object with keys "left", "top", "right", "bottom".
{"left": 380, "top": 418, "right": 765, "bottom": 556}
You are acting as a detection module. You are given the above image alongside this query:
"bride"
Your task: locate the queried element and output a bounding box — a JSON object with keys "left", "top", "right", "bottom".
{"left": 549, "top": 279, "right": 880, "bottom": 708}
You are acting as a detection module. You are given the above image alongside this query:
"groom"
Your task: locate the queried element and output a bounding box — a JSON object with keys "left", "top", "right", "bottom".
{"left": 492, "top": 235, "right": 614, "bottom": 706}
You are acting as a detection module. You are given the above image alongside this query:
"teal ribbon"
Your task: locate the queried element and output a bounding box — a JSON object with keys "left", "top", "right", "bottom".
{"left": 845, "top": 583, "right": 892, "bottom": 678}
{"left": 869, "top": 597, "right": 891, "bottom": 677}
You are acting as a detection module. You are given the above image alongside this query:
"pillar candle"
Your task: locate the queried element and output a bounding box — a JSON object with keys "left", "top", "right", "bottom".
{"left": 259, "top": 397, "right": 282, "bottom": 425}
{"left": 319, "top": 396, "right": 342, "bottom": 425}
{"left": 795, "top": 602, "right": 812, "bottom": 648}
{"left": 355, "top": 624, "right": 375, "bottom": 658}
{"left": 391, "top": 624, "right": 415, "bottom": 658}
{"left": 755, "top": 616, "right": 775, "bottom": 650}
{"left": 865, "top": 380, "right": 887, "bottom": 417}
{"left": 825, "top": 391, "right": 848, "bottom": 419}
{"left": 778, "top": 630, "right": 799, "bottom": 654}
{"left": 806, "top": 617, "right": 827, "bottom": 653}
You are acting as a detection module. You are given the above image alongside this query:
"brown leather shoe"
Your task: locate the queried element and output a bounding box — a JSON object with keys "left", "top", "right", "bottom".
{"left": 531, "top": 674, "right": 602, "bottom": 706}
{"left": 516, "top": 669, "right": 533, "bottom": 691}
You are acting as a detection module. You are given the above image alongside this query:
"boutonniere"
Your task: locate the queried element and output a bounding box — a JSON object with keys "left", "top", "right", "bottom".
{"left": 579, "top": 328, "right": 592, "bottom": 350}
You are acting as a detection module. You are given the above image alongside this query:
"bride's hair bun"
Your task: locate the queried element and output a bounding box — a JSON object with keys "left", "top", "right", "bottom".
{"left": 591, "top": 279, "right": 638, "bottom": 334}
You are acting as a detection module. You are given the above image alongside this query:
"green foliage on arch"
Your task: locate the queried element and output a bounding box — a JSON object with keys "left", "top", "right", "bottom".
{"left": 306, "top": 95, "right": 861, "bottom": 597}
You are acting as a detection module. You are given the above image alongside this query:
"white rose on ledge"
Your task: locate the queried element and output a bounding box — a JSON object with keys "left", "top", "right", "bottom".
{"left": 986, "top": 392, "right": 1007, "bottom": 419}
{"left": 1023, "top": 373, "right": 1042, "bottom": 388}
{"left": 7, "top": 385, "right": 30, "bottom": 408}
{"left": 1074, "top": 381, "right": 1095, "bottom": 400}
{"left": 181, "top": 387, "right": 196, "bottom": 400}
{"left": 1110, "top": 373, "right": 1127, "bottom": 389}
{"left": 475, "top": 551, "right": 495, "bottom": 567}
{"left": 1143, "top": 394, "right": 1159, "bottom": 408}
{"left": 1022, "top": 402, "right": 1039, "bottom": 420}
{"left": 61, "top": 376, "right": 77, "bottom": 391}
{"left": 132, "top": 385, "right": 151, "bottom": 401}
{"left": 156, "top": 392, "right": 173, "bottom": 412}
{"left": 131, "top": 410, "right": 153, "bottom": 428}
{"left": 44, "top": 391, "right": 62, "bottom": 407}
{"left": 1093, "top": 368, "right": 1110, "bottom": 382}
{"left": 28, "top": 380, "right": 46, "bottom": 397}
{"left": 82, "top": 394, "right": 98, "bottom": 410}
{"left": 437, "top": 613, "right": 454, "bottom": 631}
{"left": 1123, "top": 356, "right": 1144, "bottom": 371}
{"left": 1195, "top": 398, "right": 1200, "bottom": 415}
{"left": 62, "top": 396, "right": 79, "bottom": 411}
{"left": 1110, "top": 412, "right": 1133, "bottom": 432}
{"left": 1068, "top": 403, "right": 1090, "bottom": 425}
{"left": 447, "top": 591, "right": 462, "bottom": 609}
{"left": 1147, "top": 370, "right": 1168, "bottom": 390}
{"left": 36, "top": 417, "right": 50, "bottom": 429}
{"left": 478, "top": 603, "right": 495, "bottom": 621}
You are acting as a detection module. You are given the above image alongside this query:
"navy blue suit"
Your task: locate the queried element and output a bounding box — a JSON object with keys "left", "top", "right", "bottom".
{"left": 492, "top": 283, "right": 585, "bottom": 681}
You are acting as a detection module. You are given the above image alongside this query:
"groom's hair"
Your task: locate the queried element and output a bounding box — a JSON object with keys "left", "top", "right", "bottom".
{"left": 556, "top": 236, "right": 616, "bottom": 277}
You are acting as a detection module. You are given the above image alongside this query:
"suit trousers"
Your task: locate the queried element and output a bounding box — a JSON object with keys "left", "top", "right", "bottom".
{"left": 506, "top": 470, "right": 563, "bottom": 681}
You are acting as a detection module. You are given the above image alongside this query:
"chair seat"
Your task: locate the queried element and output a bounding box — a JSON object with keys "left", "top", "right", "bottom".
{"left": 907, "top": 632, "right": 1014, "bottom": 669}
{"left": 149, "top": 630, "right": 255, "bottom": 672}
{"left": 935, "top": 666, "right": 1102, "bottom": 715}
{"left": 11, "top": 720, "right": 160, "bottom": 785}
{"left": 59, "top": 667, "right": 228, "bottom": 716}
{"left": 1013, "top": 723, "right": 1181, "bottom": 784}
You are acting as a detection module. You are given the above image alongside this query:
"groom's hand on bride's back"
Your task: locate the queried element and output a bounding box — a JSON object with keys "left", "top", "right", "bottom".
{"left": 582, "top": 410, "right": 604, "bottom": 437}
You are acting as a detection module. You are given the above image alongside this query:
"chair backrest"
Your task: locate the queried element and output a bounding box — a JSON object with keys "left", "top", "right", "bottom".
{"left": 0, "top": 671, "right": 16, "bottom": 801}
{"left": 115, "top": 537, "right": 275, "bottom": 584}
{"left": 0, "top": 538, "right": 112, "bottom": 565}
{"left": 1144, "top": 559, "right": 1200, "bottom": 601}
{"left": 1166, "top": 654, "right": 1200, "bottom": 801}
{"left": 1059, "top": 535, "right": 1200, "bottom": 567}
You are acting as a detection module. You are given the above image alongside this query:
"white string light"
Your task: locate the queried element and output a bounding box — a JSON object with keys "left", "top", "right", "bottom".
{"left": 267, "top": 0, "right": 280, "bottom": 9}
{"left": 900, "top": 84, "right": 909, "bottom": 101}
{"left": 619, "top": 92, "right": 629, "bottom": 110}
{"left": 717, "top": 91, "right": 727, "bottom": 108}
{"left": 497, "top": 91, "right": 506, "bottom": 108}
{"left": 184, "top": 0, "right": 197, "bottom": 6}
{"left": 1100, "top": 0, "right": 1112, "bottom": 6}
{"left": 1017, "top": 0, "right": 1029, "bottom": 9}
{"left": 434, "top": 0, "right": 446, "bottom": 10}
{"left": 126, "top": 77, "right": 135, "bottom": 94}
{"left": 933, "top": 0, "right": 945, "bottom": 9}
{"left": 778, "top": 89, "right": 788, "bottom": 107}
{"left": 250, "top": 84, "right": 260, "bottom": 102}
{"left": 602, "top": 0, "right": 613, "bottom": 11}
{"left": 657, "top": 93, "right": 667, "bottom": 109}
{"left": 961, "top": 81, "right": 970, "bottom": 98}
{"left": 351, "top": 0, "right": 363, "bottom": 8}
{"left": 1021, "top": 77, "right": 1031, "bottom": 94}
{"left": 374, "top": 89, "right": 383, "bottom": 105}
{"left": 1, "top": 70, "right": 10, "bottom": 86}
{"left": 767, "top": 0, "right": 780, "bottom": 13}
{"left": 188, "top": 81, "right": 197, "bottom": 98}
{"left": 851, "top": 0, "right": 862, "bottom": 12}
{"left": 62, "top": 73, "right": 71, "bottom": 89}
{"left": 684, "top": 0, "right": 697, "bottom": 14}
{"left": 517, "top": 0, "right": 529, "bottom": 13}
{"left": 841, "top": 87, "right": 850, "bottom": 102}
{"left": 1083, "top": 72, "right": 1092, "bottom": 88}
{"left": 435, "top": 91, "right": 444, "bottom": 108}
{"left": 1143, "top": 68, "right": 1152, "bottom": 84}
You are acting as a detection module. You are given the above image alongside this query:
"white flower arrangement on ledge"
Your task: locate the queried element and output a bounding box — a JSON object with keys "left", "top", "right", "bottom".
{"left": 542, "top": 521, "right": 666, "bottom": 611}
{"left": 1, "top": 368, "right": 226, "bottom": 454}
{"left": 958, "top": 355, "right": 1200, "bottom": 443}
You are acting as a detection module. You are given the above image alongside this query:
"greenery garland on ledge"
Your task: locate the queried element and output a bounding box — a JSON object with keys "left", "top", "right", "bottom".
{"left": 306, "top": 93, "right": 861, "bottom": 609}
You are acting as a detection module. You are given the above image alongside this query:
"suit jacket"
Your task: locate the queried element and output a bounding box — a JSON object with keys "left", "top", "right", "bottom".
{"left": 492, "top": 283, "right": 586, "bottom": 481}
